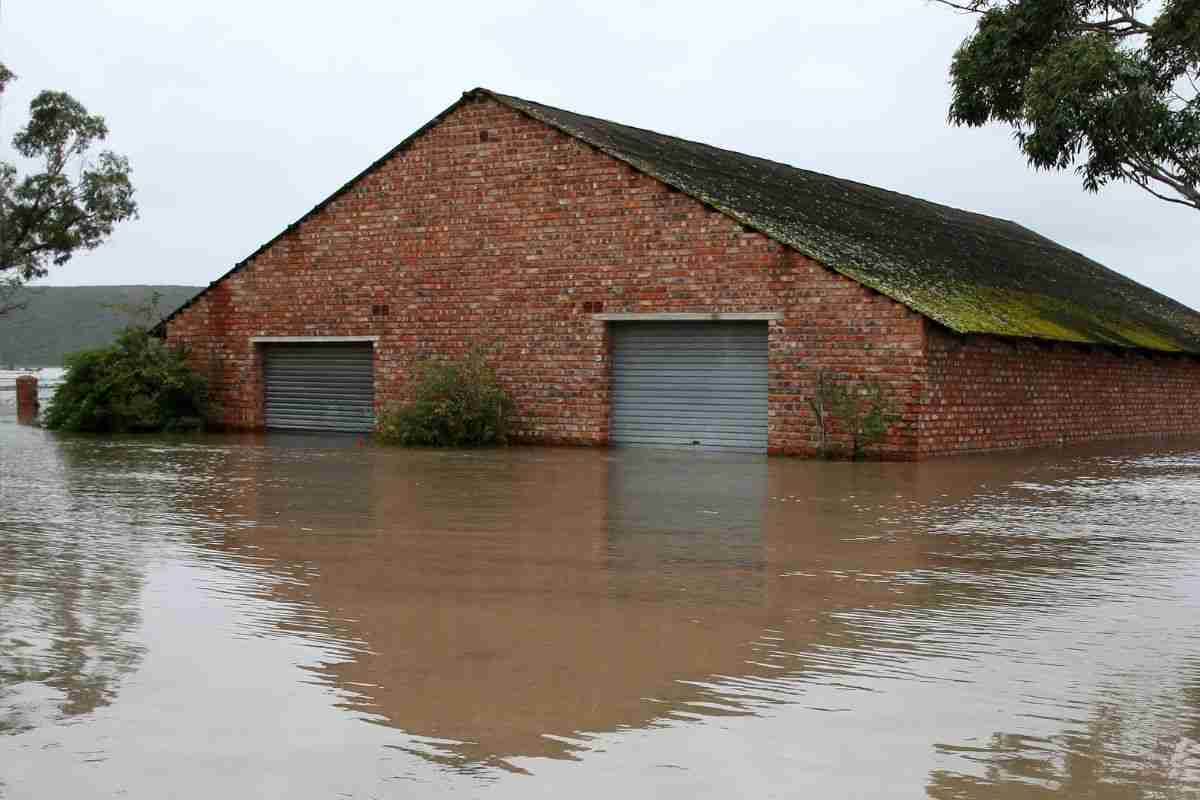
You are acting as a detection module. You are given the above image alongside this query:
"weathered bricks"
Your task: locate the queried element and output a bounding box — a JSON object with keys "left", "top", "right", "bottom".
{"left": 921, "top": 326, "right": 1200, "bottom": 456}
{"left": 165, "top": 96, "right": 1200, "bottom": 459}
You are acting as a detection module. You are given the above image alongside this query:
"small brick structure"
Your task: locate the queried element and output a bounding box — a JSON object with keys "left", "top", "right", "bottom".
{"left": 160, "top": 90, "right": 1200, "bottom": 459}
{"left": 15, "top": 375, "right": 38, "bottom": 425}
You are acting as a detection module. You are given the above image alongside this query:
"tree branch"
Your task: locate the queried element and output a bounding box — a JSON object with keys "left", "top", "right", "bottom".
{"left": 1125, "top": 178, "right": 1199, "bottom": 208}
{"left": 1079, "top": 12, "right": 1152, "bottom": 37}
{"left": 929, "top": 0, "right": 989, "bottom": 13}
{"left": 0, "top": 201, "right": 57, "bottom": 271}
{"left": 931, "top": 0, "right": 1152, "bottom": 33}
{"left": 1121, "top": 162, "right": 1200, "bottom": 210}
{"left": 1132, "top": 155, "right": 1200, "bottom": 199}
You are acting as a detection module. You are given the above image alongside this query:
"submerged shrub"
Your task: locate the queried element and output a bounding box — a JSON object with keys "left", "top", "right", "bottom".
{"left": 808, "top": 369, "right": 899, "bottom": 460}
{"left": 43, "top": 326, "right": 210, "bottom": 433}
{"left": 377, "top": 348, "right": 514, "bottom": 447}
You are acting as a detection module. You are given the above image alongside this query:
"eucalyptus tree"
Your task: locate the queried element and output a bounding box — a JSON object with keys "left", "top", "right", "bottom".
{"left": 0, "top": 63, "right": 137, "bottom": 314}
{"left": 937, "top": 1, "right": 1200, "bottom": 211}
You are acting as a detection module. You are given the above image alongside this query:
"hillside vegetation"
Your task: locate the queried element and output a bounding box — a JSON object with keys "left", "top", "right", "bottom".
{"left": 0, "top": 286, "right": 201, "bottom": 367}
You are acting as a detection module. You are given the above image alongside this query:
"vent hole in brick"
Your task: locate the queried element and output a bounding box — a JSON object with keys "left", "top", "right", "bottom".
{"left": 479, "top": 130, "right": 490, "bottom": 143}
{"left": 372, "top": 304, "right": 390, "bottom": 317}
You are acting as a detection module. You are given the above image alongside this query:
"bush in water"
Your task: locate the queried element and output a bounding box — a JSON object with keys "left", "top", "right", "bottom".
{"left": 43, "top": 326, "right": 210, "bottom": 433}
{"left": 377, "top": 348, "right": 514, "bottom": 447}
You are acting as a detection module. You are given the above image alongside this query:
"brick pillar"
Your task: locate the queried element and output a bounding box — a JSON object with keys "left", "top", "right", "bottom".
{"left": 15, "top": 375, "right": 38, "bottom": 424}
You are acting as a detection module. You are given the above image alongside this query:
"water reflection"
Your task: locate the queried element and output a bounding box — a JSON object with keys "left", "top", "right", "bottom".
{"left": 168, "top": 439, "right": 1200, "bottom": 776}
{"left": 605, "top": 450, "right": 768, "bottom": 604}
{"left": 0, "top": 428, "right": 148, "bottom": 736}
{"left": 2, "top": 415, "right": 1200, "bottom": 797}
{"left": 930, "top": 687, "right": 1200, "bottom": 798}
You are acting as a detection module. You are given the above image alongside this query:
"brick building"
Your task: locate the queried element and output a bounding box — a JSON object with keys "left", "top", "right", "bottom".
{"left": 160, "top": 89, "right": 1200, "bottom": 458}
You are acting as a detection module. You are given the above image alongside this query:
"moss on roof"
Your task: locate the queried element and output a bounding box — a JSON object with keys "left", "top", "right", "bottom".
{"left": 486, "top": 90, "right": 1200, "bottom": 354}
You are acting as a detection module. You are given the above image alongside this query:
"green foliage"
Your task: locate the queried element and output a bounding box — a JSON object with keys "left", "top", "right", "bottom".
{"left": 808, "top": 370, "right": 899, "bottom": 460}
{"left": 941, "top": 0, "right": 1200, "bottom": 210}
{"left": 0, "top": 62, "right": 138, "bottom": 310}
{"left": 377, "top": 348, "right": 514, "bottom": 447}
{"left": 42, "top": 326, "right": 209, "bottom": 433}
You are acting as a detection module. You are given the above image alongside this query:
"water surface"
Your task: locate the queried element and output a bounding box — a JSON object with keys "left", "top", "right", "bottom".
{"left": 2, "top": 415, "right": 1199, "bottom": 798}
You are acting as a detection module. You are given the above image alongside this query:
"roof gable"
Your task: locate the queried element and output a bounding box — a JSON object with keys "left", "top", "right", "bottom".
{"left": 158, "top": 93, "right": 476, "bottom": 330}
{"left": 163, "top": 88, "right": 1200, "bottom": 354}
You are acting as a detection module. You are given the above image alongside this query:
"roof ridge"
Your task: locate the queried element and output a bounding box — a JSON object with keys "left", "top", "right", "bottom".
{"left": 156, "top": 87, "right": 1200, "bottom": 353}
{"left": 480, "top": 88, "right": 1200, "bottom": 351}
{"left": 479, "top": 89, "right": 1039, "bottom": 244}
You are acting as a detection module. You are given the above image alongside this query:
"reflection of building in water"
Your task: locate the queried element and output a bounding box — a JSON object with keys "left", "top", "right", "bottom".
{"left": 186, "top": 445, "right": 961, "bottom": 768}
{"left": 0, "top": 432, "right": 149, "bottom": 735}
{"left": 178, "top": 439, "right": 1200, "bottom": 781}
{"left": 6, "top": 421, "right": 1200, "bottom": 796}
{"left": 604, "top": 450, "right": 768, "bottom": 605}
{"left": 928, "top": 688, "right": 1200, "bottom": 798}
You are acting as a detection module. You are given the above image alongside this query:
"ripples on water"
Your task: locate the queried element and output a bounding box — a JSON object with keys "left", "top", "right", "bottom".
{"left": 2, "top": 413, "right": 1199, "bottom": 798}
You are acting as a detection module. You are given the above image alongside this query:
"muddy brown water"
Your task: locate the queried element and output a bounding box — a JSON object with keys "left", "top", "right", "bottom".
{"left": 2, "top": 415, "right": 1199, "bottom": 798}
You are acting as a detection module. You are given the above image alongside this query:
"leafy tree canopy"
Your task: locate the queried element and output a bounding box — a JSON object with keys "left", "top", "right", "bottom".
{"left": 0, "top": 63, "right": 137, "bottom": 313}
{"left": 938, "top": 0, "right": 1200, "bottom": 210}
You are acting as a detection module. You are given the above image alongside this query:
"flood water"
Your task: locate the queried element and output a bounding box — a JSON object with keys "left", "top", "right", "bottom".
{"left": 2, "top": 412, "right": 1199, "bottom": 799}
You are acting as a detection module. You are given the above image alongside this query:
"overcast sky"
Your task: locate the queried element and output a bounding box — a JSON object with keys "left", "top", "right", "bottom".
{"left": 4, "top": 0, "right": 1197, "bottom": 308}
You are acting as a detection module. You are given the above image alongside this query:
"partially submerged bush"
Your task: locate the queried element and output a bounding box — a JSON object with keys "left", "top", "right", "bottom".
{"left": 377, "top": 348, "right": 514, "bottom": 447}
{"left": 808, "top": 369, "right": 899, "bottom": 460}
{"left": 43, "top": 326, "right": 210, "bottom": 433}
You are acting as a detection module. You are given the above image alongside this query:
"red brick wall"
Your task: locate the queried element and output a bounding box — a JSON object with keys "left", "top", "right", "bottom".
{"left": 922, "top": 323, "right": 1200, "bottom": 455}
{"left": 173, "top": 95, "right": 1200, "bottom": 459}
{"left": 166, "top": 96, "right": 923, "bottom": 456}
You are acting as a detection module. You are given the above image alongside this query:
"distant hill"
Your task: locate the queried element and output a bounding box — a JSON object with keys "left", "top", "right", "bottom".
{"left": 0, "top": 285, "right": 202, "bottom": 367}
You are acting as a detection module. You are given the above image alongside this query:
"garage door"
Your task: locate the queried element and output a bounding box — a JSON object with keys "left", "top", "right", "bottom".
{"left": 263, "top": 343, "right": 375, "bottom": 432}
{"left": 611, "top": 322, "right": 768, "bottom": 452}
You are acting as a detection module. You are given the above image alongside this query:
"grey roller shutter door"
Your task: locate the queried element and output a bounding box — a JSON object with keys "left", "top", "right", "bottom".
{"left": 611, "top": 322, "right": 768, "bottom": 453}
{"left": 263, "top": 343, "right": 375, "bottom": 432}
